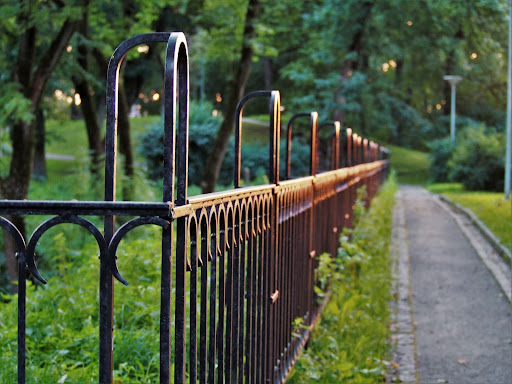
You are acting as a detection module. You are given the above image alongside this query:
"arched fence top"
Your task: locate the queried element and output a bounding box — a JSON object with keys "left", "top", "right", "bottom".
{"left": 234, "top": 90, "right": 281, "bottom": 188}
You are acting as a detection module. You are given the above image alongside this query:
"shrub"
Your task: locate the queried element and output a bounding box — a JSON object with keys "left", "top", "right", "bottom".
{"left": 448, "top": 126, "right": 505, "bottom": 191}
{"left": 138, "top": 102, "right": 312, "bottom": 188}
{"left": 428, "top": 137, "right": 455, "bottom": 182}
{"left": 137, "top": 101, "right": 221, "bottom": 185}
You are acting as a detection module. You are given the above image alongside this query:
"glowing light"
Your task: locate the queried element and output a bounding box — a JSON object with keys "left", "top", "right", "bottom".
{"left": 407, "top": 21, "right": 413, "bottom": 26}
{"left": 152, "top": 93, "right": 160, "bottom": 101}
{"left": 435, "top": 104, "right": 442, "bottom": 110}
{"left": 66, "top": 45, "right": 73, "bottom": 53}
{"left": 389, "top": 60, "right": 397, "bottom": 68}
{"left": 138, "top": 93, "right": 145, "bottom": 99}
{"left": 216, "top": 93, "right": 222, "bottom": 102}
{"left": 347, "top": 70, "right": 353, "bottom": 77}
{"left": 137, "top": 45, "right": 149, "bottom": 54}
{"left": 470, "top": 52, "right": 478, "bottom": 59}
{"left": 54, "top": 89, "right": 64, "bottom": 100}
{"left": 212, "top": 109, "right": 218, "bottom": 117}
{"left": 497, "top": 52, "right": 503, "bottom": 58}
{"left": 441, "top": 99, "right": 447, "bottom": 105}
{"left": 66, "top": 96, "right": 73, "bottom": 104}
{"left": 74, "top": 93, "right": 81, "bottom": 106}
{"left": 382, "top": 62, "right": 390, "bottom": 72}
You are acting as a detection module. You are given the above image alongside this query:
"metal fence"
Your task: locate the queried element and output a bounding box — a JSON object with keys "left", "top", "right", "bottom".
{"left": 0, "top": 32, "right": 389, "bottom": 384}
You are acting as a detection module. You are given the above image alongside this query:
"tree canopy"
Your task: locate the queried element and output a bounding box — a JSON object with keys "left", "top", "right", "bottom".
{"left": 0, "top": 0, "right": 509, "bottom": 188}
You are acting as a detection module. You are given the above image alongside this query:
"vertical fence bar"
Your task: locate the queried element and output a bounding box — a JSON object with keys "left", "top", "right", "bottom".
{"left": 238, "top": 207, "right": 247, "bottom": 383}
{"left": 17, "top": 252, "right": 26, "bottom": 384}
{"left": 167, "top": 32, "right": 189, "bottom": 384}
{"left": 199, "top": 217, "right": 208, "bottom": 384}
{"left": 217, "top": 214, "right": 226, "bottom": 384}
{"left": 207, "top": 214, "right": 217, "bottom": 384}
{"left": 189, "top": 219, "right": 198, "bottom": 384}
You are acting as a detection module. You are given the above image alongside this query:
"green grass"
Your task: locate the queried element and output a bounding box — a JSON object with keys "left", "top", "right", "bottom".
{"left": 426, "top": 183, "right": 512, "bottom": 252}
{"left": 46, "top": 116, "right": 158, "bottom": 156}
{"left": 288, "top": 175, "right": 398, "bottom": 383}
{"left": 387, "top": 144, "right": 430, "bottom": 185}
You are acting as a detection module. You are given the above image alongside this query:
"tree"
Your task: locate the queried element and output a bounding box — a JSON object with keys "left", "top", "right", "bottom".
{"left": 0, "top": 1, "right": 79, "bottom": 289}
{"left": 201, "top": 0, "right": 261, "bottom": 193}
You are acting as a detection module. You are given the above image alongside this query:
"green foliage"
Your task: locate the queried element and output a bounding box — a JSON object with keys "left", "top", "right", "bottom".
{"left": 448, "top": 126, "right": 505, "bottom": 191}
{"left": 266, "top": 0, "right": 508, "bottom": 150}
{"left": 138, "top": 102, "right": 312, "bottom": 187}
{"left": 428, "top": 125, "right": 506, "bottom": 191}
{"left": 428, "top": 137, "right": 455, "bottom": 182}
{"left": 138, "top": 101, "right": 222, "bottom": 184}
{"left": 288, "top": 175, "right": 398, "bottom": 383}
{"left": 0, "top": 226, "right": 164, "bottom": 383}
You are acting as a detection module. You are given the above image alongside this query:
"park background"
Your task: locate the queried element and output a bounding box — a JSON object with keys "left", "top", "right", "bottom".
{"left": 0, "top": 0, "right": 510, "bottom": 383}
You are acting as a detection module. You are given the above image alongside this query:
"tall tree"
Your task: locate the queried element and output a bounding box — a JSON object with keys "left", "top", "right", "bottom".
{"left": 201, "top": 0, "right": 260, "bottom": 193}
{"left": 0, "top": 0, "right": 79, "bottom": 289}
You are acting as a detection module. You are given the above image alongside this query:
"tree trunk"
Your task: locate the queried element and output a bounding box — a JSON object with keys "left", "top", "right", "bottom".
{"left": 0, "top": 6, "right": 76, "bottom": 290}
{"left": 263, "top": 57, "right": 273, "bottom": 90}
{"left": 74, "top": 0, "right": 104, "bottom": 177}
{"left": 32, "top": 108, "right": 47, "bottom": 180}
{"left": 91, "top": 48, "right": 134, "bottom": 200}
{"left": 334, "top": 1, "right": 375, "bottom": 123}
{"left": 201, "top": 0, "right": 260, "bottom": 193}
{"left": 118, "top": 80, "right": 135, "bottom": 201}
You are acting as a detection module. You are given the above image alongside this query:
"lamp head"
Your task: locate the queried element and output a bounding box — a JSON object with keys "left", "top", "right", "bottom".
{"left": 443, "top": 75, "right": 463, "bottom": 86}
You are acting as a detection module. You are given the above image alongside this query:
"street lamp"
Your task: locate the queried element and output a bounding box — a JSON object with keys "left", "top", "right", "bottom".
{"left": 504, "top": 0, "right": 511, "bottom": 200}
{"left": 443, "top": 75, "right": 463, "bottom": 142}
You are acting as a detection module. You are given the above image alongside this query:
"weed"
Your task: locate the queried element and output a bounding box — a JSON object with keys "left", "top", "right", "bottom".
{"left": 288, "top": 175, "right": 397, "bottom": 383}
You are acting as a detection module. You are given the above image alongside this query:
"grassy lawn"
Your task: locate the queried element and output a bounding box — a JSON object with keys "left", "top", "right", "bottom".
{"left": 46, "top": 116, "right": 159, "bottom": 158}
{"left": 387, "top": 144, "right": 430, "bottom": 185}
{"left": 426, "top": 183, "right": 512, "bottom": 253}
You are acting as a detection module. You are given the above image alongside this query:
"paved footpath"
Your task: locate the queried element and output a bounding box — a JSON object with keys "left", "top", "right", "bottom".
{"left": 391, "top": 185, "right": 512, "bottom": 384}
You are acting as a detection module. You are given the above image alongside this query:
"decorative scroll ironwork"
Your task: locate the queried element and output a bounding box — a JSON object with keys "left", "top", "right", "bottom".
{"left": 0, "top": 31, "right": 390, "bottom": 384}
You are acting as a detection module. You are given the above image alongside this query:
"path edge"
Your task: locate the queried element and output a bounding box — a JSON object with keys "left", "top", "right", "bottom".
{"left": 438, "top": 194, "right": 511, "bottom": 265}
{"left": 389, "top": 189, "right": 419, "bottom": 384}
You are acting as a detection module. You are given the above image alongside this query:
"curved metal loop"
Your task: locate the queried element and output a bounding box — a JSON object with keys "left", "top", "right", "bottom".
{"left": 107, "top": 216, "right": 170, "bottom": 285}
{"left": 164, "top": 32, "right": 189, "bottom": 206}
{"left": 26, "top": 215, "right": 108, "bottom": 284}
{"left": 0, "top": 216, "right": 27, "bottom": 254}
{"left": 234, "top": 90, "right": 281, "bottom": 187}
{"left": 285, "top": 112, "right": 318, "bottom": 179}
{"left": 318, "top": 120, "right": 341, "bottom": 171}
{"left": 105, "top": 32, "right": 172, "bottom": 202}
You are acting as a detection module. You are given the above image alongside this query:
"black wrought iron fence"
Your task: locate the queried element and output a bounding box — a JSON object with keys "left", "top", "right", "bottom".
{"left": 0, "top": 32, "right": 389, "bottom": 384}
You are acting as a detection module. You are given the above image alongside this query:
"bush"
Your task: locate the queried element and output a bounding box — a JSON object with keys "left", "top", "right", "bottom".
{"left": 428, "top": 137, "right": 455, "bottom": 182}
{"left": 448, "top": 126, "right": 505, "bottom": 191}
{"left": 138, "top": 102, "right": 312, "bottom": 188}
{"left": 137, "top": 101, "right": 221, "bottom": 185}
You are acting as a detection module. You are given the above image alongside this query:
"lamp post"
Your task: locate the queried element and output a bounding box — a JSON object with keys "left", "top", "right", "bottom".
{"left": 443, "top": 75, "right": 463, "bottom": 142}
{"left": 505, "top": 0, "right": 511, "bottom": 199}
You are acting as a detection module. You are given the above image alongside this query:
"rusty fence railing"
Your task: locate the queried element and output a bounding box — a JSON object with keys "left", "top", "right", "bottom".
{"left": 0, "top": 32, "right": 389, "bottom": 384}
